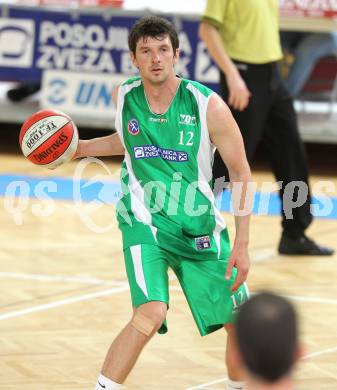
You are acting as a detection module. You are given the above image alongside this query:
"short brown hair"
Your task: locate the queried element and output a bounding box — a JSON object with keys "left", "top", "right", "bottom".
{"left": 128, "top": 16, "right": 179, "bottom": 55}
{"left": 235, "top": 292, "right": 298, "bottom": 383}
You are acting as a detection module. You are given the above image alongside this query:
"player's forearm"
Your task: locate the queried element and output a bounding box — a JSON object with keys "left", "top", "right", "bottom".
{"left": 228, "top": 168, "right": 252, "bottom": 246}
{"left": 234, "top": 214, "right": 250, "bottom": 248}
{"left": 199, "top": 22, "right": 238, "bottom": 78}
{"left": 77, "top": 133, "right": 124, "bottom": 158}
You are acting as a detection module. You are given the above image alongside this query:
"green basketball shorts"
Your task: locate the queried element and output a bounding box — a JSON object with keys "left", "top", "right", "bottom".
{"left": 123, "top": 243, "right": 249, "bottom": 336}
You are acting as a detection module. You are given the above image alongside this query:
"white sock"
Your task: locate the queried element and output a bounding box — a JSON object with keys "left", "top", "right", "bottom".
{"left": 95, "top": 374, "right": 122, "bottom": 390}
{"left": 226, "top": 378, "right": 245, "bottom": 390}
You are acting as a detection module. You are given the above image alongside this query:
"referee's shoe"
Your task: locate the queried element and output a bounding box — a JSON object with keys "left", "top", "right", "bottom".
{"left": 278, "top": 233, "right": 334, "bottom": 256}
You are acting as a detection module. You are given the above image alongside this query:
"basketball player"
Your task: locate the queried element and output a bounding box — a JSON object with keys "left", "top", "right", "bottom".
{"left": 234, "top": 292, "right": 302, "bottom": 390}
{"left": 74, "top": 16, "right": 251, "bottom": 390}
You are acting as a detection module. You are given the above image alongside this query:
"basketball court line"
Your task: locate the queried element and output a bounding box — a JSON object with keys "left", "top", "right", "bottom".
{"left": 0, "top": 271, "right": 336, "bottom": 326}
{"left": 0, "top": 285, "right": 129, "bottom": 321}
{"left": 169, "top": 286, "right": 337, "bottom": 306}
{"left": 1, "top": 272, "right": 337, "bottom": 309}
{"left": 185, "top": 377, "right": 228, "bottom": 390}
{"left": 185, "top": 346, "right": 337, "bottom": 389}
{"left": 0, "top": 242, "right": 95, "bottom": 250}
{"left": 0, "top": 271, "right": 122, "bottom": 286}
{"left": 251, "top": 248, "right": 277, "bottom": 262}
{"left": 1, "top": 271, "right": 336, "bottom": 388}
{"left": 304, "top": 346, "right": 337, "bottom": 359}
{"left": 1, "top": 271, "right": 337, "bottom": 305}
{"left": 0, "top": 271, "right": 176, "bottom": 284}
{"left": 283, "top": 294, "right": 337, "bottom": 305}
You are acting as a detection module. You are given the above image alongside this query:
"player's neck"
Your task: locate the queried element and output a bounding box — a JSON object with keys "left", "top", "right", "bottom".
{"left": 143, "top": 75, "right": 181, "bottom": 115}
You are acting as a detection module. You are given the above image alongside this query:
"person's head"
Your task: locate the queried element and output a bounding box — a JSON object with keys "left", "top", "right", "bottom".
{"left": 235, "top": 292, "right": 301, "bottom": 385}
{"left": 128, "top": 16, "right": 180, "bottom": 84}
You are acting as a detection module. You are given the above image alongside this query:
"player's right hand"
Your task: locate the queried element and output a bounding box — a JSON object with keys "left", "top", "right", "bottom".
{"left": 72, "top": 140, "right": 84, "bottom": 160}
{"left": 226, "top": 242, "right": 250, "bottom": 292}
{"left": 226, "top": 70, "right": 251, "bottom": 111}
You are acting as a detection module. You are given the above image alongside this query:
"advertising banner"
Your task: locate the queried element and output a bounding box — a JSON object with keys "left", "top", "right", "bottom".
{"left": 40, "top": 70, "right": 125, "bottom": 119}
{"left": 0, "top": 6, "right": 219, "bottom": 90}
{"left": 280, "top": 0, "right": 337, "bottom": 19}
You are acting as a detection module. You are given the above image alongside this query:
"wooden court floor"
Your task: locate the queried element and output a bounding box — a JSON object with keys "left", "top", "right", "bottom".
{"left": 0, "top": 150, "right": 337, "bottom": 390}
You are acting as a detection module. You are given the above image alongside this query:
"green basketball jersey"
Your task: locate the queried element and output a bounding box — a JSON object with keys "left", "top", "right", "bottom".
{"left": 115, "top": 77, "right": 230, "bottom": 260}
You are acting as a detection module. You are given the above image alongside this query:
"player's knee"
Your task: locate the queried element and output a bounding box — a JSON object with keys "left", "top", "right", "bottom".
{"left": 132, "top": 302, "right": 167, "bottom": 337}
{"left": 224, "top": 323, "right": 234, "bottom": 333}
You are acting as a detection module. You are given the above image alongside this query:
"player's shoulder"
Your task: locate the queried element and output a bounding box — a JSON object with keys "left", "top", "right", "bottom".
{"left": 121, "top": 76, "right": 142, "bottom": 86}
{"left": 113, "top": 76, "right": 142, "bottom": 106}
{"left": 181, "top": 78, "right": 214, "bottom": 98}
{"left": 119, "top": 76, "right": 143, "bottom": 94}
{"left": 114, "top": 76, "right": 143, "bottom": 104}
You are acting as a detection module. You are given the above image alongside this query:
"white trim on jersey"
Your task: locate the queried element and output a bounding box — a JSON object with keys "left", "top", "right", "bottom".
{"left": 125, "top": 152, "right": 153, "bottom": 225}
{"left": 130, "top": 245, "right": 149, "bottom": 298}
{"left": 115, "top": 79, "right": 142, "bottom": 146}
{"left": 187, "top": 82, "right": 227, "bottom": 258}
{"left": 116, "top": 80, "right": 157, "bottom": 242}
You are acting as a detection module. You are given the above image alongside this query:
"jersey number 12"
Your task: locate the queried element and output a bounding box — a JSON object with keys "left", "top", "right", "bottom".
{"left": 179, "top": 131, "right": 194, "bottom": 146}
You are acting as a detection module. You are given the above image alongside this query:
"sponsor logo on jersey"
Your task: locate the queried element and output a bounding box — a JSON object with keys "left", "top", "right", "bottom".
{"left": 133, "top": 145, "right": 188, "bottom": 162}
{"left": 195, "top": 235, "right": 211, "bottom": 250}
{"left": 134, "top": 147, "right": 145, "bottom": 159}
{"left": 149, "top": 117, "right": 168, "bottom": 123}
{"left": 179, "top": 114, "right": 196, "bottom": 126}
{"left": 128, "top": 118, "right": 140, "bottom": 135}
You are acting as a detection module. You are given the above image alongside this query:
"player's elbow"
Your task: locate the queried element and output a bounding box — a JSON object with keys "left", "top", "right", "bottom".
{"left": 114, "top": 139, "right": 125, "bottom": 155}
{"left": 117, "top": 144, "right": 125, "bottom": 155}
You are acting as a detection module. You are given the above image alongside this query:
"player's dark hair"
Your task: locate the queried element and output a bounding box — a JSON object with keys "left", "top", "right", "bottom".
{"left": 128, "top": 16, "right": 179, "bottom": 55}
{"left": 235, "top": 292, "right": 298, "bottom": 383}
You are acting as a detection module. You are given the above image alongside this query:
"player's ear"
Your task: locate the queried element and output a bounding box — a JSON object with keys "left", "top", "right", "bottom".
{"left": 130, "top": 51, "right": 139, "bottom": 69}
{"left": 295, "top": 343, "right": 305, "bottom": 362}
{"left": 173, "top": 48, "right": 180, "bottom": 64}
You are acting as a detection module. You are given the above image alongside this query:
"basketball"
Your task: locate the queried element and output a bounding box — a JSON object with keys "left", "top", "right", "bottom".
{"left": 19, "top": 109, "right": 79, "bottom": 169}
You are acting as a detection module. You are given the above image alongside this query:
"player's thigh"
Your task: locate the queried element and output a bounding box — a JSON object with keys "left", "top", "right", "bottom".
{"left": 173, "top": 258, "right": 249, "bottom": 335}
{"left": 124, "top": 244, "right": 169, "bottom": 307}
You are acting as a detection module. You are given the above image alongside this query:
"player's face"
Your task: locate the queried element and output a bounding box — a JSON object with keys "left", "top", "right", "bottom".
{"left": 131, "top": 35, "right": 179, "bottom": 85}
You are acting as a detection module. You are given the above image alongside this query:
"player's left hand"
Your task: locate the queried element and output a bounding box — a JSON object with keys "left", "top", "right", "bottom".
{"left": 225, "top": 242, "right": 250, "bottom": 292}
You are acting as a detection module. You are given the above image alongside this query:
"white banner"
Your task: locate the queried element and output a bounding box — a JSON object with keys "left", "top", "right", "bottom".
{"left": 40, "top": 70, "right": 127, "bottom": 120}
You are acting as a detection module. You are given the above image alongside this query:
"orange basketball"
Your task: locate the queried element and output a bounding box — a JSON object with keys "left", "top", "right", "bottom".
{"left": 19, "top": 109, "right": 79, "bottom": 169}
